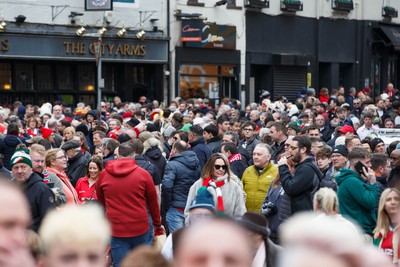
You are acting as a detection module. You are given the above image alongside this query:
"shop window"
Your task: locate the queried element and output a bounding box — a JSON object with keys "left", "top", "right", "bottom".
{"left": 15, "top": 63, "right": 33, "bottom": 91}
{"left": 57, "top": 64, "right": 74, "bottom": 91}
{"left": 103, "top": 64, "right": 115, "bottom": 91}
{"left": 180, "top": 65, "right": 219, "bottom": 99}
{"left": 0, "top": 62, "right": 11, "bottom": 91}
{"left": 36, "top": 64, "right": 54, "bottom": 91}
{"left": 78, "top": 64, "right": 95, "bottom": 92}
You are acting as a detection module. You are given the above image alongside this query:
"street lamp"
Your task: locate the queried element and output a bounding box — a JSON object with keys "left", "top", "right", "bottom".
{"left": 77, "top": 32, "right": 104, "bottom": 115}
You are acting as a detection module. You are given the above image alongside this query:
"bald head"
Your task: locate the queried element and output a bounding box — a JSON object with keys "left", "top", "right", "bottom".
{"left": 174, "top": 218, "right": 252, "bottom": 267}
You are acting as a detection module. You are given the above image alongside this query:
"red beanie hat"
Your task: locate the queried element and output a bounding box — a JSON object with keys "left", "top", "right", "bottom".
{"left": 41, "top": 127, "right": 53, "bottom": 139}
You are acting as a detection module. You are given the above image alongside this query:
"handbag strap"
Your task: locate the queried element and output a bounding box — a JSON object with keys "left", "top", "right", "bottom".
{"left": 88, "top": 186, "right": 96, "bottom": 201}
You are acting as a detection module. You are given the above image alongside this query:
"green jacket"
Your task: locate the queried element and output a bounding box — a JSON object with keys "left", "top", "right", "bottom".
{"left": 242, "top": 162, "right": 278, "bottom": 212}
{"left": 335, "top": 168, "right": 379, "bottom": 235}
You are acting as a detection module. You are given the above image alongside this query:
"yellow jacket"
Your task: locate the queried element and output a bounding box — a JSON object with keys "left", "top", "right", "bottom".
{"left": 242, "top": 162, "right": 278, "bottom": 212}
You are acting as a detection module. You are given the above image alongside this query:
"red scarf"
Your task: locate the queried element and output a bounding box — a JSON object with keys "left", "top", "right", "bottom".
{"left": 199, "top": 177, "right": 226, "bottom": 215}
{"left": 228, "top": 153, "right": 242, "bottom": 163}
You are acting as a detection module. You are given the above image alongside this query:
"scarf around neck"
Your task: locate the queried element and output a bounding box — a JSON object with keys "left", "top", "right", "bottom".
{"left": 198, "top": 175, "right": 228, "bottom": 215}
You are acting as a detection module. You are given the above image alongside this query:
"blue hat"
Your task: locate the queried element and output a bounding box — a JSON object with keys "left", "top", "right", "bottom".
{"left": 189, "top": 189, "right": 215, "bottom": 214}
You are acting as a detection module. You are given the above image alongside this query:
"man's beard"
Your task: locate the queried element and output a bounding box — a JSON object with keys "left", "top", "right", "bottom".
{"left": 292, "top": 151, "right": 302, "bottom": 163}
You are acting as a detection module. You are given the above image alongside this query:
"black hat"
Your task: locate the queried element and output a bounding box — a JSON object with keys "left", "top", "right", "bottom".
{"left": 238, "top": 212, "right": 269, "bottom": 237}
{"left": 332, "top": 145, "right": 348, "bottom": 157}
{"left": 75, "top": 123, "right": 89, "bottom": 136}
{"left": 370, "top": 138, "right": 384, "bottom": 152}
{"left": 204, "top": 124, "right": 218, "bottom": 137}
{"left": 298, "top": 113, "right": 309, "bottom": 119}
{"left": 61, "top": 140, "right": 80, "bottom": 151}
{"left": 126, "top": 117, "right": 140, "bottom": 128}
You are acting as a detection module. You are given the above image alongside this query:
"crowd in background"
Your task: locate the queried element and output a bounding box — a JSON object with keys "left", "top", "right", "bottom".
{"left": 1, "top": 83, "right": 400, "bottom": 267}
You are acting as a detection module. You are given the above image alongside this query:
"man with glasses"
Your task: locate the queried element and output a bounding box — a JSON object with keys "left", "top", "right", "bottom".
{"left": 351, "top": 98, "right": 362, "bottom": 119}
{"left": 388, "top": 149, "right": 400, "bottom": 188}
{"left": 277, "top": 135, "right": 323, "bottom": 214}
{"left": 239, "top": 122, "right": 260, "bottom": 162}
{"left": 324, "top": 145, "right": 349, "bottom": 191}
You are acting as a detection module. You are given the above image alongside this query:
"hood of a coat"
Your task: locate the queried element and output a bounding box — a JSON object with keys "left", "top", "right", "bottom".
{"left": 105, "top": 158, "right": 138, "bottom": 177}
{"left": 335, "top": 168, "right": 363, "bottom": 186}
{"left": 171, "top": 151, "right": 200, "bottom": 170}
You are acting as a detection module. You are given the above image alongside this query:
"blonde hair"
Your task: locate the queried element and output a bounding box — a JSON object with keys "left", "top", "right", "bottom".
{"left": 45, "top": 148, "right": 63, "bottom": 167}
{"left": 374, "top": 188, "right": 400, "bottom": 239}
{"left": 29, "top": 144, "right": 46, "bottom": 156}
{"left": 63, "top": 126, "right": 75, "bottom": 136}
{"left": 39, "top": 205, "right": 110, "bottom": 253}
{"left": 313, "top": 188, "right": 338, "bottom": 215}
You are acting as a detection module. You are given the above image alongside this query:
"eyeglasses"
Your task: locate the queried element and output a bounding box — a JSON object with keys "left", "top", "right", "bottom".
{"left": 289, "top": 146, "right": 299, "bottom": 150}
{"left": 214, "top": 164, "right": 227, "bottom": 170}
{"left": 55, "top": 155, "right": 66, "bottom": 160}
{"left": 243, "top": 128, "right": 254, "bottom": 132}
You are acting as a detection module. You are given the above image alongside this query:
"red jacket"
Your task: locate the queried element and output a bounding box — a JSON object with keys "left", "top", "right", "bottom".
{"left": 96, "top": 158, "right": 161, "bottom": 237}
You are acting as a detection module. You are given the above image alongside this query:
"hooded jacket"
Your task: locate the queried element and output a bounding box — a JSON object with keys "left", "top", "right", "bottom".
{"left": 162, "top": 151, "right": 201, "bottom": 210}
{"left": 23, "top": 172, "right": 56, "bottom": 232}
{"left": 96, "top": 158, "right": 161, "bottom": 237}
{"left": 242, "top": 162, "right": 278, "bottom": 212}
{"left": 0, "top": 134, "right": 29, "bottom": 170}
{"left": 335, "top": 168, "right": 379, "bottom": 235}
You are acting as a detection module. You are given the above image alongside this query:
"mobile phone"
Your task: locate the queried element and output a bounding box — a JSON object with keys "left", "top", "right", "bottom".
{"left": 355, "top": 161, "right": 367, "bottom": 175}
{"left": 96, "top": 121, "right": 102, "bottom": 126}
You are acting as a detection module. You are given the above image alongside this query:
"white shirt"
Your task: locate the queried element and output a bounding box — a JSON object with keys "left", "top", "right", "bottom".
{"left": 356, "top": 124, "right": 379, "bottom": 140}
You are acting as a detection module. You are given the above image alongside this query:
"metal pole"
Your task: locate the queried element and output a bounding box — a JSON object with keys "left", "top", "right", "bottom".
{"left": 97, "top": 37, "right": 102, "bottom": 116}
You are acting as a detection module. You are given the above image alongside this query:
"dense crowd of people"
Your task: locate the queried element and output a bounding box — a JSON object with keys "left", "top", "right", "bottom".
{"left": 0, "top": 83, "right": 400, "bottom": 266}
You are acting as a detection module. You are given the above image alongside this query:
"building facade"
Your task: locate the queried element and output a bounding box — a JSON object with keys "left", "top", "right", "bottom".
{"left": 0, "top": 0, "right": 167, "bottom": 108}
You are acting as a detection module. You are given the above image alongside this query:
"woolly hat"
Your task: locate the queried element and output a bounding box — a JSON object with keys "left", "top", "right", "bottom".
{"left": 288, "top": 121, "right": 300, "bottom": 132}
{"left": 332, "top": 145, "right": 348, "bottom": 157}
{"left": 189, "top": 189, "right": 216, "bottom": 214}
{"left": 295, "top": 102, "right": 304, "bottom": 112}
{"left": 41, "top": 127, "right": 53, "bottom": 139}
{"left": 339, "top": 125, "right": 354, "bottom": 134}
{"left": 204, "top": 124, "right": 218, "bottom": 137}
{"left": 10, "top": 150, "right": 32, "bottom": 169}
{"left": 75, "top": 124, "right": 89, "bottom": 136}
{"left": 193, "top": 117, "right": 203, "bottom": 125}
{"left": 85, "top": 110, "right": 97, "bottom": 119}
{"left": 238, "top": 212, "right": 269, "bottom": 237}
{"left": 371, "top": 138, "right": 384, "bottom": 152}
{"left": 122, "top": 112, "right": 133, "bottom": 119}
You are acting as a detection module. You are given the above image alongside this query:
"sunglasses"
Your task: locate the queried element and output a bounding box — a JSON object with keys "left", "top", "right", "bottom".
{"left": 214, "top": 164, "right": 227, "bottom": 170}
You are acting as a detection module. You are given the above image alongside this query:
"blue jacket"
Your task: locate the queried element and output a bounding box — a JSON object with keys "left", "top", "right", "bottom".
{"left": 189, "top": 137, "right": 211, "bottom": 170}
{"left": 162, "top": 151, "right": 201, "bottom": 210}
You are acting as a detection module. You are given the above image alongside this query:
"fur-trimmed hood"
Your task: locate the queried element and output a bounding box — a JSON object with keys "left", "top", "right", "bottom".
{"left": 142, "top": 137, "right": 163, "bottom": 155}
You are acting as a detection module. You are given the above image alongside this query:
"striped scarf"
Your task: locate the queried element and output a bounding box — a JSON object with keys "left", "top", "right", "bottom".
{"left": 199, "top": 176, "right": 226, "bottom": 215}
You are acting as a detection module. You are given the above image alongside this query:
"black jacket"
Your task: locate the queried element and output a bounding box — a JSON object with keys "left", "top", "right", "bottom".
{"left": 144, "top": 146, "right": 167, "bottom": 179}
{"left": 135, "top": 156, "right": 161, "bottom": 186}
{"left": 230, "top": 159, "right": 248, "bottom": 180}
{"left": 206, "top": 136, "right": 222, "bottom": 154}
{"left": 271, "top": 140, "right": 286, "bottom": 163}
{"left": 162, "top": 151, "right": 201, "bottom": 210}
{"left": 66, "top": 151, "right": 88, "bottom": 187}
{"left": 388, "top": 168, "right": 400, "bottom": 188}
{"left": 262, "top": 183, "right": 286, "bottom": 241}
{"left": 0, "top": 134, "right": 30, "bottom": 170}
{"left": 279, "top": 157, "right": 322, "bottom": 214}
{"left": 239, "top": 136, "right": 260, "bottom": 161}
{"left": 23, "top": 172, "right": 57, "bottom": 232}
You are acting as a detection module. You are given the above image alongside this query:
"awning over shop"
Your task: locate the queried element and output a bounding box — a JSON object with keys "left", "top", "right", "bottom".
{"left": 380, "top": 25, "right": 400, "bottom": 51}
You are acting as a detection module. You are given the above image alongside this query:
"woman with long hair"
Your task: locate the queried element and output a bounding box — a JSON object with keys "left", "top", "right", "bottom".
{"left": 373, "top": 188, "right": 400, "bottom": 264}
{"left": 46, "top": 148, "right": 79, "bottom": 204}
{"left": 63, "top": 126, "right": 75, "bottom": 142}
{"left": 185, "top": 153, "right": 246, "bottom": 218}
{"left": 75, "top": 156, "right": 103, "bottom": 204}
